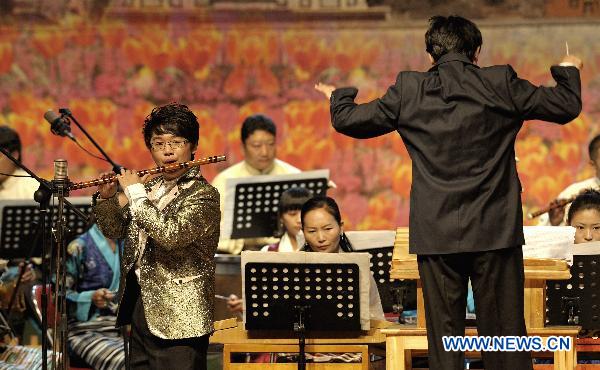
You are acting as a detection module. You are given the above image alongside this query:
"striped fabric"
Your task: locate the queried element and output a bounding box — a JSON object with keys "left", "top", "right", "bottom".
{"left": 275, "top": 352, "right": 362, "bottom": 363}
{"left": 0, "top": 345, "right": 53, "bottom": 370}
{"left": 68, "top": 316, "right": 124, "bottom": 370}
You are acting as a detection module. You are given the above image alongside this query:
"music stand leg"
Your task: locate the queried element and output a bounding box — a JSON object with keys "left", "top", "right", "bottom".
{"left": 294, "top": 305, "right": 308, "bottom": 370}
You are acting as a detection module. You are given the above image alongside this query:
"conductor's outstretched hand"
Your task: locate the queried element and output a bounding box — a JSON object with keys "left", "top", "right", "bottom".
{"left": 562, "top": 55, "right": 583, "bottom": 70}
{"left": 315, "top": 82, "right": 336, "bottom": 100}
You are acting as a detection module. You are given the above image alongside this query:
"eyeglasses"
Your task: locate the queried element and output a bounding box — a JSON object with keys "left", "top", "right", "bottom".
{"left": 150, "top": 139, "right": 188, "bottom": 151}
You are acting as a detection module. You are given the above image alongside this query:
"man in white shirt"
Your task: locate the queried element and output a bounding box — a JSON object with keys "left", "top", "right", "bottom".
{"left": 0, "top": 126, "right": 39, "bottom": 200}
{"left": 212, "top": 114, "right": 300, "bottom": 254}
{"left": 212, "top": 114, "right": 300, "bottom": 205}
{"left": 538, "top": 134, "right": 600, "bottom": 226}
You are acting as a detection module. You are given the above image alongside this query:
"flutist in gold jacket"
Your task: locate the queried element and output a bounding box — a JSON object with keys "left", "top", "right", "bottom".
{"left": 93, "top": 103, "right": 220, "bottom": 370}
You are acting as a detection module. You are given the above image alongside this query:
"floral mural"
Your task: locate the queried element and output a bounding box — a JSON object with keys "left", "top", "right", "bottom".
{"left": 0, "top": 18, "right": 598, "bottom": 230}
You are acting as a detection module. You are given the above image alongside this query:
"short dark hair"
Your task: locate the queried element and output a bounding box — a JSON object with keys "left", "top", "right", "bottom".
{"left": 240, "top": 114, "right": 276, "bottom": 144}
{"left": 567, "top": 189, "right": 600, "bottom": 225}
{"left": 301, "top": 196, "right": 353, "bottom": 252}
{"left": 425, "top": 15, "right": 482, "bottom": 62}
{"left": 588, "top": 135, "right": 600, "bottom": 161}
{"left": 142, "top": 103, "right": 199, "bottom": 150}
{"left": 0, "top": 126, "right": 22, "bottom": 160}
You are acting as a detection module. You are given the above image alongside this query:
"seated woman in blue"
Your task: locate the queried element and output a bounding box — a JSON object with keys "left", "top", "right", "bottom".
{"left": 65, "top": 222, "right": 124, "bottom": 370}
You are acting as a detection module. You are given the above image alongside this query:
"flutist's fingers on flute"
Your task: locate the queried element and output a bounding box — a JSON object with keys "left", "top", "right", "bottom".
{"left": 117, "top": 169, "right": 144, "bottom": 188}
{"left": 548, "top": 198, "right": 567, "bottom": 226}
{"left": 97, "top": 171, "right": 118, "bottom": 199}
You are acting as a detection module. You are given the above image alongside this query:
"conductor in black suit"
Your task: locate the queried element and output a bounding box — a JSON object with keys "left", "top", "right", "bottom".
{"left": 316, "top": 16, "right": 582, "bottom": 370}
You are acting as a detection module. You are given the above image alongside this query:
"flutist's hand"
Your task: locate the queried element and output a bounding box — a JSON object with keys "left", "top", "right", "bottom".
{"left": 117, "top": 169, "right": 149, "bottom": 188}
{"left": 315, "top": 82, "right": 336, "bottom": 100}
{"left": 561, "top": 55, "right": 583, "bottom": 70}
{"left": 97, "top": 172, "right": 118, "bottom": 199}
{"left": 548, "top": 199, "right": 567, "bottom": 226}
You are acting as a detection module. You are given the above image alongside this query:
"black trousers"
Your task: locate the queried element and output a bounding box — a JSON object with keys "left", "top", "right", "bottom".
{"left": 417, "top": 247, "right": 533, "bottom": 370}
{"left": 128, "top": 278, "right": 209, "bottom": 370}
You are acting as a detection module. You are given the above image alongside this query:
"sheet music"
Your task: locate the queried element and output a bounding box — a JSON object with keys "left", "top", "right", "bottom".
{"left": 221, "top": 169, "right": 329, "bottom": 240}
{"left": 241, "top": 250, "right": 371, "bottom": 330}
{"left": 572, "top": 241, "right": 600, "bottom": 255}
{"left": 345, "top": 230, "right": 395, "bottom": 250}
{"left": 522, "top": 226, "right": 575, "bottom": 263}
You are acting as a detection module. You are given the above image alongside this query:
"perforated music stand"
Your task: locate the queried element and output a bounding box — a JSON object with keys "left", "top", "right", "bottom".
{"left": 221, "top": 170, "right": 329, "bottom": 240}
{"left": 0, "top": 197, "right": 92, "bottom": 259}
{"left": 546, "top": 246, "right": 600, "bottom": 329}
{"left": 347, "top": 230, "right": 417, "bottom": 316}
{"left": 241, "top": 251, "right": 371, "bottom": 369}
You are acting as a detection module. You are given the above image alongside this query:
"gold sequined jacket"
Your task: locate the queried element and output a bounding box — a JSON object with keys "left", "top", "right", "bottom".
{"left": 93, "top": 167, "right": 220, "bottom": 339}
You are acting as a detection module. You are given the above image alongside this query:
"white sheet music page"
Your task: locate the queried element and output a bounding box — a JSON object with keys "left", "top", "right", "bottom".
{"left": 572, "top": 241, "right": 600, "bottom": 255}
{"left": 345, "top": 230, "right": 396, "bottom": 250}
{"left": 522, "top": 226, "right": 575, "bottom": 263}
{"left": 221, "top": 169, "right": 330, "bottom": 240}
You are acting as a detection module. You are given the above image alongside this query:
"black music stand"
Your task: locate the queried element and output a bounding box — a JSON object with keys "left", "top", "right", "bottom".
{"left": 222, "top": 170, "right": 329, "bottom": 240}
{"left": 242, "top": 251, "right": 370, "bottom": 370}
{"left": 546, "top": 253, "right": 600, "bottom": 329}
{"left": 346, "top": 231, "right": 417, "bottom": 318}
{"left": 0, "top": 197, "right": 92, "bottom": 260}
{"left": 364, "top": 246, "right": 416, "bottom": 315}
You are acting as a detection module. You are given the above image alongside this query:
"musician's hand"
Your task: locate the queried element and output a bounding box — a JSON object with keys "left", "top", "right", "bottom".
{"left": 561, "top": 55, "right": 583, "bottom": 70}
{"left": 19, "top": 263, "right": 35, "bottom": 283}
{"left": 315, "top": 82, "right": 336, "bottom": 100}
{"left": 227, "top": 294, "right": 244, "bottom": 314}
{"left": 117, "top": 169, "right": 148, "bottom": 188}
{"left": 97, "top": 172, "right": 118, "bottom": 199}
{"left": 92, "top": 288, "right": 114, "bottom": 308}
{"left": 548, "top": 199, "right": 566, "bottom": 226}
{"left": 15, "top": 286, "right": 27, "bottom": 312}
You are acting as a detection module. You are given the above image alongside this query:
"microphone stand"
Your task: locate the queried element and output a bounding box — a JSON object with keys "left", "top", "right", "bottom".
{"left": 0, "top": 147, "right": 87, "bottom": 370}
{"left": 58, "top": 108, "right": 122, "bottom": 174}
{"left": 56, "top": 108, "right": 130, "bottom": 369}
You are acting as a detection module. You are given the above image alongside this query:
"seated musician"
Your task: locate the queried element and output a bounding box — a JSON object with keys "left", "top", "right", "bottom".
{"left": 0, "top": 125, "right": 39, "bottom": 199}
{"left": 1, "top": 125, "right": 43, "bottom": 342}
{"left": 262, "top": 187, "right": 312, "bottom": 253}
{"left": 535, "top": 189, "right": 600, "bottom": 365}
{"left": 538, "top": 135, "right": 600, "bottom": 226}
{"left": 64, "top": 220, "right": 125, "bottom": 370}
{"left": 212, "top": 114, "right": 301, "bottom": 254}
{"left": 226, "top": 187, "right": 312, "bottom": 313}
{"left": 0, "top": 264, "right": 47, "bottom": 370}
{"left": 274, "top": 196, "right": 385, "bottom": 367}
{"left": 567, "top": 188, "right": 600, "bottom": 244}
{"left": 300, "top": 196, "right": 385, "bottom": 321}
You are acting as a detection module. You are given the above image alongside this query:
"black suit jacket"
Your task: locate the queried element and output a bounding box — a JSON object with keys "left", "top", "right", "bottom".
{"left": 330, "top": 53, "right": 581, "bottom": 255}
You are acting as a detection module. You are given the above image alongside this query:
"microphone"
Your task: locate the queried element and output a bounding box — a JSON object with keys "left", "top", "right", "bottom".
{"left": 53, "top": 159, "right": 70, "bottom": 195}
{"left": 44, "top": 110, "right": 75, "bottom": 141}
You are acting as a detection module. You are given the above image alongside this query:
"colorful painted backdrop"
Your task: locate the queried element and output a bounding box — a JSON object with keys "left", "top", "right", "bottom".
{"left": 1, "top": 19, "right": 598, "bottom": 229}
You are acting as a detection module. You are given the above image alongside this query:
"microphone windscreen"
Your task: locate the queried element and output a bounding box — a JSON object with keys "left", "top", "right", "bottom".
{"left": 44, "top": 110, "right": 60, "bottom": 124}
{"left": 54, "top": 159, "right": 68, "bottom": 180}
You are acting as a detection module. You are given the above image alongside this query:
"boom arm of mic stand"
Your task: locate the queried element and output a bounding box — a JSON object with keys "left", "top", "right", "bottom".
{"left": 59, "top": 108, "right": 122, "bottom": 174}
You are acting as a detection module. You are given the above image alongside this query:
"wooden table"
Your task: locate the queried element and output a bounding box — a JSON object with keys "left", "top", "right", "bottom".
{"left": 210, "top": 318, "right": 390, "bottom": 370}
